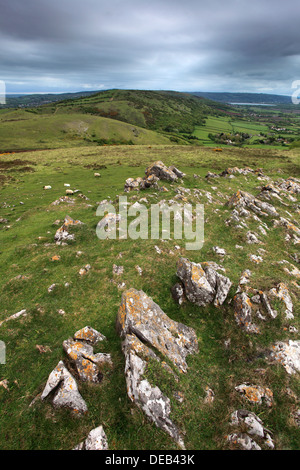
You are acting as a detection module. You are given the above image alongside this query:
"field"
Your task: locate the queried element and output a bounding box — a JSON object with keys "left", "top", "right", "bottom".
{"left": 0, "top": 143, "right": 299, "bottom": 450}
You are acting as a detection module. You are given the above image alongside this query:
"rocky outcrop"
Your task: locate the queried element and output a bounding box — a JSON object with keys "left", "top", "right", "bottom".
{"left": 124, "top": 175, "right": 159, "bottom": 192}
{"left": 116, "top": 288, "right": 198, "bottom": 448}
{"left": 116, "top": 288, "right": 198, "bottom": 373}
{"left": 63, "top": 337, "right": 112, "bottom": 383}
{"left": 145, "top": 161, "right": 185, "bottom": 182}
{"left": 41, "top": 326, "right": 110, "bottom": 414}
{"left": 227, "top": 190, "right": 278, "bottom": 217}
{"left": 122, "top": 334, "right": 185, "bottom": 449}
{"left": 54, "top": 215, "right": 84, "bottom": 244}
{"left": 235, "top": 383, "right": 273, "bottom": 407}
{"left": 227, "top": 409, "right": 274, "bottom": 450}
{"left": 175, "top": 257, "right": 232, "bottom": 307}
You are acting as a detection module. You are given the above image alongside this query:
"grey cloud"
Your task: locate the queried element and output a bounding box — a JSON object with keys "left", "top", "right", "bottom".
{"left": 0, "top": 0, "right": 299, "bottom": 94}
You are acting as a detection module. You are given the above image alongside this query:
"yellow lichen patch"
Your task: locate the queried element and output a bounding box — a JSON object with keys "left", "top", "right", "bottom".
{"left": 191, "top": 265, "right": 205, "bottom": 284}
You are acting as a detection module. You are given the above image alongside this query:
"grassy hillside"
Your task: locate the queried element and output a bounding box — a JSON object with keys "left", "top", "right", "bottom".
{"left": 0, "top": 144, "right": 299, "bottom": 450}
{"left": 0, "top": 90, "right": 229, "bottom": 152}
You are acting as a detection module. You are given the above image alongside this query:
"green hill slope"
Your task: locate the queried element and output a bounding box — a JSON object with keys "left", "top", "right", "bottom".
{"left": 0, "top": 89, "right": 230, "bottom": 151}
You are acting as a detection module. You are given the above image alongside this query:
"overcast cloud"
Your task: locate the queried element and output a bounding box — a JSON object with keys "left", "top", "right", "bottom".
{"left": 0, "top": 0, "right": 299, "bottom": 94}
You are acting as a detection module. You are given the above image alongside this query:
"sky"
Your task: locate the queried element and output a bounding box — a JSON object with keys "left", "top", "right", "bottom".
{"left": 0, "top": 0, "right": 299, "bottom": 95}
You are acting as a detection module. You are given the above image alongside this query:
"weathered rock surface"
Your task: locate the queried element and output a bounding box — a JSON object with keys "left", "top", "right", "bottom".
{"left": 228, "top": 409, "right": 274, "bottom": 450}
{"left": 73, "top": 425, "right": 108, "bottom": 450}
{"left": 234, "top": 292, "right": 260, "bottom": 334}
{"left": 227, "top": 190, "right": 278, "bottom": 217}
{"left": 63, "top": 338, "right": 112, "bottom": 383}
{"left": 73, "top": 326, "right": 106, "bottom": 344}
{"left": 116, "top": 288, "right": 198, "bottom": 373}
{"left": 116, "top": 288, "right": 198, "bottom": 448}
{"left": 175, "top": 257, "right": 232, "bottom": 307}
{"left": 54, "top": 215, "right": 83, "bottom": 244}
{"left": 122, "top": 334, "right": 185, "bottom": 449}
{"left": 269, "top": 340, "right": 300, "bottom": 374}
{"left": 124, "top": 174, "right": 159, "bottom": 192}
{"left": 235, "top": 383, "right": 273, "bottom": 407}
{"left": 269, "top": 283, "right": 294, "bottom": 319}
{"left": 145, "top": 161, "right": 181, "bottom": 182}
{"left": 41, "top": 361, "right": 88, "bottom": 414}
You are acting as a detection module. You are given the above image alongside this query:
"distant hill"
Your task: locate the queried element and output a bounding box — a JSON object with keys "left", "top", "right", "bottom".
{"left": 0, "top": 89, "right": 230, "bottom": 151}
{"left": 1, "top": 91, "right": 99, "bottom": 109}
{"left": 190, "top": 92, "right": 291, "bottom": 105}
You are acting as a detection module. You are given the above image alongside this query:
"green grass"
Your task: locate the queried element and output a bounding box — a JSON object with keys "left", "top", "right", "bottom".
{"left": 0, "top": 144, "right": 299, "bottom": 450}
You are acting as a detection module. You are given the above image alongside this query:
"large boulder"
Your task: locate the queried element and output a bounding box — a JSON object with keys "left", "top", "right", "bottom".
{"left": 145, "top": 161, "right": 181, "bottom": 182}
{"left": 116, "top": 288, "right": 198, "bottom": 373}
{"left": 175, "top": 258, "right": 232, "bottom": 307}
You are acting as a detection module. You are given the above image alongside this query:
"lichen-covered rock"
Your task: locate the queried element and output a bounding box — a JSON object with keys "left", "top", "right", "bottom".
{"left": 227, "top": 190, "right": 278, "bottom": 217}
{"left": 124, "top": 175, "right": 159, "bottom": 192}
{"left": 63, "top": 338, "right": 112, "bottom": 383}
{"left": 235, "top": 384, "right": 273, "bottom": 407}
{"left": 269, "top": 283, "right": 293, "bottom": 319}
{"left": 54, "top": 215, "right": 83, "bottom": 244}
{"left": 73, "top": 326, "right": 106, "bottom": 345}
{"left": 41, "top": 361, "right": 88, "bottom": 414}
{"left": 176, "top": 257, "right": 232, "bottom": 308}
{"left": 122, "top": 334, "right": 185, "bottom": 449}
{"left": 269, "top": 340, "right": 300, "bottom": 374}
{"left": 116, "top": 288, "right": 198, "bottom": 373}
{"left": 234, "top": 292, "right": 260, "bottom": 334}
{"left": 145, "top": 161, "right": 179, "bottom": 182}
{"left": 227, "top": 433, "right": 261, "bottom": 450}
{"left": 73, "top": 426, "right": 108, "bottom": 450}
{"left": 229, "top": 409, "right": 274, "bottom": 449}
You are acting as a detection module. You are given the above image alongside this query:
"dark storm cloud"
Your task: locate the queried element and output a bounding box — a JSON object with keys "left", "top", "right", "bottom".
{"left": 0, "top": 0, "right": 299, "bottom": 94}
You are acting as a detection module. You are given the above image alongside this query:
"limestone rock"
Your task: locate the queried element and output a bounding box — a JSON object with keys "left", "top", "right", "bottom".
{"left": 145, "top": 161, "right": 180, "bottom": 182}
{"left": 269, "top": 340, "right": 300, "bottom": 374}
{"left": 73, "top": 326, "right": 106, "bottom": 345}
{"left": 73, "top": 426, "right": 108, "bottom": 450}
{"left": 227, "top": 190, "right": 278, "bottom": 217}
{"left": 229, "top": 409, "right": 274, "bottom": 449}
{"left": 269, "top": 283, "right": 293, "bottom": 319}
{"left": 116, "top": 288, "right": 198, "bottom": 373}
{"left": 63, "top": 338, "right": 112, "bottom": 383}
{"left": 122, "top": 334, "right": 185, "bottom": 449}
{"left": 234, "top": 292, "right": 260, "bottom": 334}
{"left": 176, "top": 257, "right": 232, "bottom": 307}
{"left": 227, "top": 433, "right": 261, "bottom": 450}
{"left": 54, "top": 215, "right": 83, "bottom": 244}
{"left": 235, "top": 384, "right": 273, "bottom": 407}
{"left": 41, "top": 361, "right": 88, "bottom": 414}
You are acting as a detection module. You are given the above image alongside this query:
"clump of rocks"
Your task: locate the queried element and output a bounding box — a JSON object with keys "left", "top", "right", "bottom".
{"left": 54, "top": 215, "right": 84, "bottom": 244}
{"left": 40, "top": 326, "right": 111, "bottom": 414}
{"left": 124, "top": 161, "right": 185, "bottom": 192}
{"left": 173, "top": 257, "right": 232, "bottom": 307}
{"left": 227, "top": 409, "right": 275, "bottom": 450}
